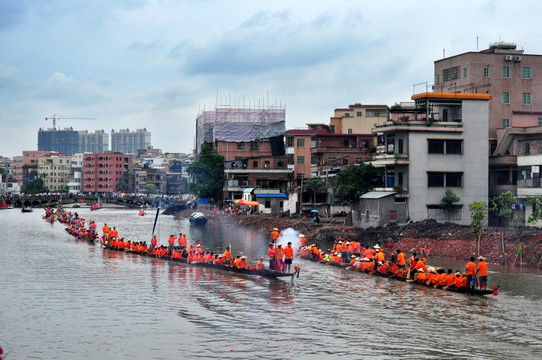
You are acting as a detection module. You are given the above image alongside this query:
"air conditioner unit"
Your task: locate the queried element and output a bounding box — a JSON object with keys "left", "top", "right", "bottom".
{"left": 514, "top": 56, "right": 522, "bottom": 62}
{"left": 505, "top": 55, "right": 513, "bottom": 61}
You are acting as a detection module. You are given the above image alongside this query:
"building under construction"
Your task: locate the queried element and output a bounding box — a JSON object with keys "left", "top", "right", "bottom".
{"left": 195, "top": 104, "right": 286, "bottom": 155}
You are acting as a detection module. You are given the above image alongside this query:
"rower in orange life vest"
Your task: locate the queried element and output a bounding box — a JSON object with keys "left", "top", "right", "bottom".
{"left": 298, "top": 233, "right": 306, "bottom": 250}
{"left": 256, "top": 256, "right": 265, "bottom": 270}
{"left": 151, "top": 234, "right": 158, "bottom": 250}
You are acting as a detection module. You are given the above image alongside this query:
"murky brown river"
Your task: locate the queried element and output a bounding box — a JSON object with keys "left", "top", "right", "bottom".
{"left": 1, "top": 207, "right": 542, "bottom": 359}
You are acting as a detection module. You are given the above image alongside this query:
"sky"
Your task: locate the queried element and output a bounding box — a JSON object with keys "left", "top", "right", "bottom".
{"left": 1, "top": 0, "right": 542, "bottom": 158}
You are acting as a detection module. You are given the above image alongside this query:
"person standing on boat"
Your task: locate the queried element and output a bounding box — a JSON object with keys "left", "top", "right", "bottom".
{"left": 283, "top": 242, "right": 294, "bottom": 273}
{"left": 151, "top": 234, "right": 158, "bottom": 250}
{"left": 476, "top": 256, "right": 488, "bottom": 290}
{"left": 396, "top": 249, "right": 406, "bottom": 269}
{"left": 465, "top": 257, "right": 477, "bottom": 292}
{"left": 267, "top": 243, "right": 276, "bottom": 271}
{"left": 223, "top": 247, "right": 232, "bottom": 265}
{"left": 167, "top": 234, "right": 175, "bottom": 255}
{"left": 275, "top": 244, "right": 284, "bottom": 272}
{"left": 271, "top": 228, "right": 280, "bottom": 243}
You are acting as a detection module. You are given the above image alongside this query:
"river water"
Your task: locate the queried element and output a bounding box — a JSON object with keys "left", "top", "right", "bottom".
{"left": 1, "top": 207, "right": 542, "bottom": 359}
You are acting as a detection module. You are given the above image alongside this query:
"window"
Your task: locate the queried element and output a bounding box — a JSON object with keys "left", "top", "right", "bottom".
{"left": 523, "top": 67, "right": 532, "bottom": 79}
{"left": 428, "top": 139, "right": 445, "bottom": 154}
{"left": 264, "top": 161, "right": 270, "bottom": 168}
{"left": 330, "top": 125, "right": 335, "bottom": 134}
{"left": 436, "top": 74, "right": 440, "bottom": 84}
{"left": 463, "top": 67, "right": 467, "bottom": 78}
{"left": 398, "top": 139, "right": 404, "bottom": 154}
{"left": 237, "top": 143, "right": 244, "bottom": 150}
{"left": 253, "top": 161, "right": 258, "bottom": 167}
{"left": 502, "top": 66, "right": 510, "bottom": 78}
{"left": 428, "top": 172, "right": 462, "bottom": 187}
{"left": 355, "top": 157, "right": 362, "bottom": 164}
{"left": 428, "top": 172, "right": 444, "bottom": 187}
{"left": 525, "top": 143, "right": 531, "bottom": 155}
{"left": 286, "top": 137, "right": 293, "bottom": 147}
{"left": 344, "top": 113, "right": 350, "bottom": 117}
{"left": 343, "top": 139, "right": 349, "bottom": 147}
{"left": 265, "top": 201, "right": 271, "bottom": 208}
{"left": 297, "top": 139, "right": 305, "bottom": 147}
{"left": 443, "top": 66, "right": 460, "bottom": 82}
{"left": 277, "top": 160, "right": 283, "bottom": 167}
{"left": 484, "top": 66, "right": 490, "bottom": 78}
{"left": 250, "top": 141, "right": 259, "bottom": 151}
{"left": 538, "top": 118, "right": 542, "bottom": 126}
{"left": 446, "top": 140, "right": 462, "bottom": 154}
{"left": 297, "top": 156, "right": 304, "bottom": 164}
{"left": 342, "top": 158, "right": 349, "bottom": 165}
{"left": 446, "top": 172, "right": 462, "bottom": 187}
{"left": 328, "top": 157, "right": 336, "bottom": 163}
{"left": 523, "top": 93, "right": 531, "bottom": 105}
{"left": 356, "top": 111, "right": 362, "bottom": 117}
{"left": 347, "top": 129, "right": 352, "bottom": 134}
{"left": 502, "top": 92, "right": 510, "bottom": 104}
{"left": 503, "top": 119, "right": 510, "bottom": 128}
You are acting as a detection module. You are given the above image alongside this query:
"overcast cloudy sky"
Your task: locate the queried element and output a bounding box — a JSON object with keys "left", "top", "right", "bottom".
{"left": 1, "top": 0, "right": 541, "bottom": 158}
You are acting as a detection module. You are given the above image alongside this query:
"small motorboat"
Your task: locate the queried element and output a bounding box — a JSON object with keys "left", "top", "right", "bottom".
{"left": 189, "top": 212, "right": 207, "bottom": 226}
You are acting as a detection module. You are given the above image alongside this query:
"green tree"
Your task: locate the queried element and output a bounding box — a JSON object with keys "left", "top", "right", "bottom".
{"left": 524, "top": 195, "right": 542, "bottom": 224}
{"left": 331, "top": 164, "right": 384, "bottom": 203}
{"left": 21, "top": 177, "right": 48, "bottom": 194}
{"left": 304, "top": 178, "right": 326, "bottom": 206}
{"left": 186, "top": 145, "right": 225, "bottom": 202}
{"left": 144, "top": 183, "right": 157, "bottom": 195}
{"left": 489, "top": 191, "right": 516, "bottom": 265}
{"left": 469, "top": 200, "right": 488, "bottom": 257}
{"left": 440, "top": 189, "right": 461, "bottom": 221}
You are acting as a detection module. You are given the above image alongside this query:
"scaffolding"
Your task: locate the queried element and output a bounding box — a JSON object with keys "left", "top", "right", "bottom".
{"left": 196, "top": 103, "right": 286, "bottom": 154}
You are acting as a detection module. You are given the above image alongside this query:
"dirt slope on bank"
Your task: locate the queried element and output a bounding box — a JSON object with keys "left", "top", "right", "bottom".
{"left": 177, "top": 210, "right": 542, "bottom": 266}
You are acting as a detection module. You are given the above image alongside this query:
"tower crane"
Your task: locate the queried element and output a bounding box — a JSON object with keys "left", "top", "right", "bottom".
{"left": 45, "top": 114, "right": 97, "bottom": 130}
{"left": 44, "top": 114, "right": 97, "bottom": 151}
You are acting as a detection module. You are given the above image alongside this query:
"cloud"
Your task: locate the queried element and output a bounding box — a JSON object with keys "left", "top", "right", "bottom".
{"left": 31, "top": 72, "right": 115, "bottom": 107}
{"left": 0, "top": 1, "right": 29, "bottom": 30}
{"left": 179, "top": 9, "right": 366, "bottom": 75}
{"left": 127, "top": 40, "right": 159, "bottom": 52}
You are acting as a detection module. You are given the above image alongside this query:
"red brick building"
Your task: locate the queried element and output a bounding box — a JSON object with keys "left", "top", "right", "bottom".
{"left": 82, "top": 153, "right": 133, "bottom": 193}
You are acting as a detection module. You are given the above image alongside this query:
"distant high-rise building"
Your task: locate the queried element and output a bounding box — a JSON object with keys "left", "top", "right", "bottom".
{"left": 38, "top": 128, "right": 79, "bottom": 155}
{"left": 79, "top": 130, "right": 109, "bottom": 153}
{"left": 111, "top": 128, "right": 151, "bottom": 154}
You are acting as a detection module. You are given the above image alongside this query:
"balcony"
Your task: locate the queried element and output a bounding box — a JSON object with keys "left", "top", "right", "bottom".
{"left": 372, "top": 153, "right": 409, "bottom": 166}
{"left": 373, "top": 120, "right": 463, "bottom": 133}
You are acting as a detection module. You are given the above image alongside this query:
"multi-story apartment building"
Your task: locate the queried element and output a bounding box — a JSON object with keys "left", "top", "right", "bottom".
{"left": 82, "top": 153, "right": 133, "bottom": 193}
{"left": 330, "top": 103, "right": 389, "bottom": 135}
{"left": 68, "top": 153, "right": 84, "bottom": 194}
{"left": 368, "top": 92, "right": 491, "bottom": 226}
{"left": 12, "top": 151, "right": 58, "bottom": 187}
{"left": 38, "top": 128, "right": 79, "bottom": 156}
{"left": 79, "top": 130, "right": 109, "bottom": 153}
{"left": 38, "top": 155, "right": 71, "bottom": 192}
{"left": 111, "top": 129, "right": 151, "bottom": 154}
{"left": 433, "top": 41, "right": 542, "bottom": 199}
{"left": 285, "top": 128, "right": 374, "bottom": 185}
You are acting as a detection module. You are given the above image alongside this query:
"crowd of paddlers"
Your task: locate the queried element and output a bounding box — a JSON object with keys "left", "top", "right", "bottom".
{"left": 43, "top": 207, "right": 280, "bottom": 273}
{"left": 298, "top": 238, "right": 497, "bottom": 295}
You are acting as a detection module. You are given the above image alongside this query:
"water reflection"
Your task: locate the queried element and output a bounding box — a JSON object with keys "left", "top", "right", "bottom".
{"left": 1, "top": 209, "right": 542, "bottom": 359}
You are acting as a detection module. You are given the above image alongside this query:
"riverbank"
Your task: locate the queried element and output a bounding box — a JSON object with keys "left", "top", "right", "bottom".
{"left": 177, "top": 209, "right": 542, "bottom": 267}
